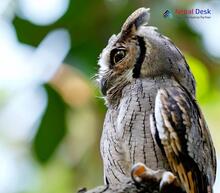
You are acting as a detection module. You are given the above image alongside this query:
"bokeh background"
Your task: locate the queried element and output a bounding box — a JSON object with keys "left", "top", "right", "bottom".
{"left": 0, "top": 0, "right": 220, "bottom": 193}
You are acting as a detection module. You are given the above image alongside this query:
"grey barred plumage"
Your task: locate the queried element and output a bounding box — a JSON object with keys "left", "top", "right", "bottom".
{"left": 97, "top": 8, "right": 216, "bottom": 193}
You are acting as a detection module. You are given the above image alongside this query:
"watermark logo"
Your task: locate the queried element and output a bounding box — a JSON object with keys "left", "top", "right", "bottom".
{"left": 163, "top": 10, "right": 173, "bottom": 18}
{"left": 163, "top": 8, "right": 211, "bottom": 19}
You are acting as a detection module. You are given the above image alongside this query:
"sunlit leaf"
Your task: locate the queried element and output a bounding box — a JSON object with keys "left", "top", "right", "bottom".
{"left": 33, "top": 84, "right": 67, "bottom": 163}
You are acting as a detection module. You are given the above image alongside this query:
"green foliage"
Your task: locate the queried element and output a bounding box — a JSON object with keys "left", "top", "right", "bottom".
{"left": 32, "top": 85, "right": 67, "bottom": 163}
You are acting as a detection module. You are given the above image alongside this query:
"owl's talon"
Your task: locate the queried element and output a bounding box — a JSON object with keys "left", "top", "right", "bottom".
{"left": 159, "top": 171, "right": 183, "bottom": 193}
{"left": 131, "top": 163, "right": 183, "bottom": 192}
{"left": 131, "top": 162, "right": 163, "bottom": 184}
{"left": 159, "top": 171, "right": 176, "bottom": 188}
{"left": 131, "top": 162, "right": 148, "bottom": 183}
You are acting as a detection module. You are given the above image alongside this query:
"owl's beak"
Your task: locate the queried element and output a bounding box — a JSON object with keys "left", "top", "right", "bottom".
{"left": 100, "top": 78, "right": 108, "bottom": 96}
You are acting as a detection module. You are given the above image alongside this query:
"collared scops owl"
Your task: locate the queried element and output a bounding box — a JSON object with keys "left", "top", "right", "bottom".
{"left": 97, "top": 7, "right": 216, "bottom": 193}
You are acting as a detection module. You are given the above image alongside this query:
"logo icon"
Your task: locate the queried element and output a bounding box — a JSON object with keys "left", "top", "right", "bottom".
{"left": 163, "top": 10, "right": 173, "bottom": 18}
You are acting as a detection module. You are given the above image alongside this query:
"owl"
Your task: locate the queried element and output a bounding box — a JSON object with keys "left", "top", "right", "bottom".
{"left": 97, "top": 8, "right": 216, "bottom": 193}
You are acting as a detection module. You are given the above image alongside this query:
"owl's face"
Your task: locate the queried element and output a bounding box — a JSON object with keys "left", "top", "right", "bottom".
{"left": 98, "top": 8, "right": 195, "bottom": 104}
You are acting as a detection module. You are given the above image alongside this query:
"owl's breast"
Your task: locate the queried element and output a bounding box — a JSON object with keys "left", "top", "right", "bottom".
{"left": 116, "top": 78, "right": 170, "bottom": 169}
{"left": 101, "top": 77, "right": 176, "bottom": 178}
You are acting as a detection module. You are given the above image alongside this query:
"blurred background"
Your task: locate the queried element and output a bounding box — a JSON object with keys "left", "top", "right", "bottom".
{"left": 0, "top": 0, "right": 220, "bottom": 193}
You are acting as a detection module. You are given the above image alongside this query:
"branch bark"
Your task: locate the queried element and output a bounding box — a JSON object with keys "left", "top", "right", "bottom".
{"left": 78, "top": 163, "right": 186, "bottom": 193}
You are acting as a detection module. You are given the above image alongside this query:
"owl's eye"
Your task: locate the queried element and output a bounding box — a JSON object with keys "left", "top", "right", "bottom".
{"left": 114, "top": 50, "right": 126, "bottom": 63}
{"left": 110, "top": 48, "right": 126, "bottom": 66}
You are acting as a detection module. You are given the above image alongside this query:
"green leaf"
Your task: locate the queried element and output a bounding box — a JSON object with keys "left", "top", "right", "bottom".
{"left": 33, "top": 84, "right": 67, "bottom": 163}
{"left": 185, "top": 53, "right": 210, "bottom": 102}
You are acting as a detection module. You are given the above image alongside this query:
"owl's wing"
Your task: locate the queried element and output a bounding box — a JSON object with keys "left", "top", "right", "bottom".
{"left": 152, "top": 86, "right": 216, "bottom": 193}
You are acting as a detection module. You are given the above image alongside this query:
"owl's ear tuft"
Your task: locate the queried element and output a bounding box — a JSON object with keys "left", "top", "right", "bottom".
{"left": 121, "top": 7, "right": 150, "bottom": 38}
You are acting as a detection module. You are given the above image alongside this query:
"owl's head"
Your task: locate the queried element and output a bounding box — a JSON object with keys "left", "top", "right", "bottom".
{"left": 98, "top": 8, "right": 195, "bottom": 104}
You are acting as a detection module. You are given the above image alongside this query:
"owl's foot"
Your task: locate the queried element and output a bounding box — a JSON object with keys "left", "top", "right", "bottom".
{"left": 131, "top": 162, "right": 185, "bottom": 193}
{"left": 131, "top": 162, "right": 164, "bottom": 183}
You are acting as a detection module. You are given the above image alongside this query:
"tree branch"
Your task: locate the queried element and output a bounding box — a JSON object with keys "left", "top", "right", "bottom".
{"left": 79, "top": 163, "right": 186, "bottom": 193}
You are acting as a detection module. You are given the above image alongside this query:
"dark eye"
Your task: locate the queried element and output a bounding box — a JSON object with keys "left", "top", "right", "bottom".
{"left": 114, "top": 50, "right": 126, "bottom": 63}
{"left": 110, "top": 48, "right": 126, "bottom": 66}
